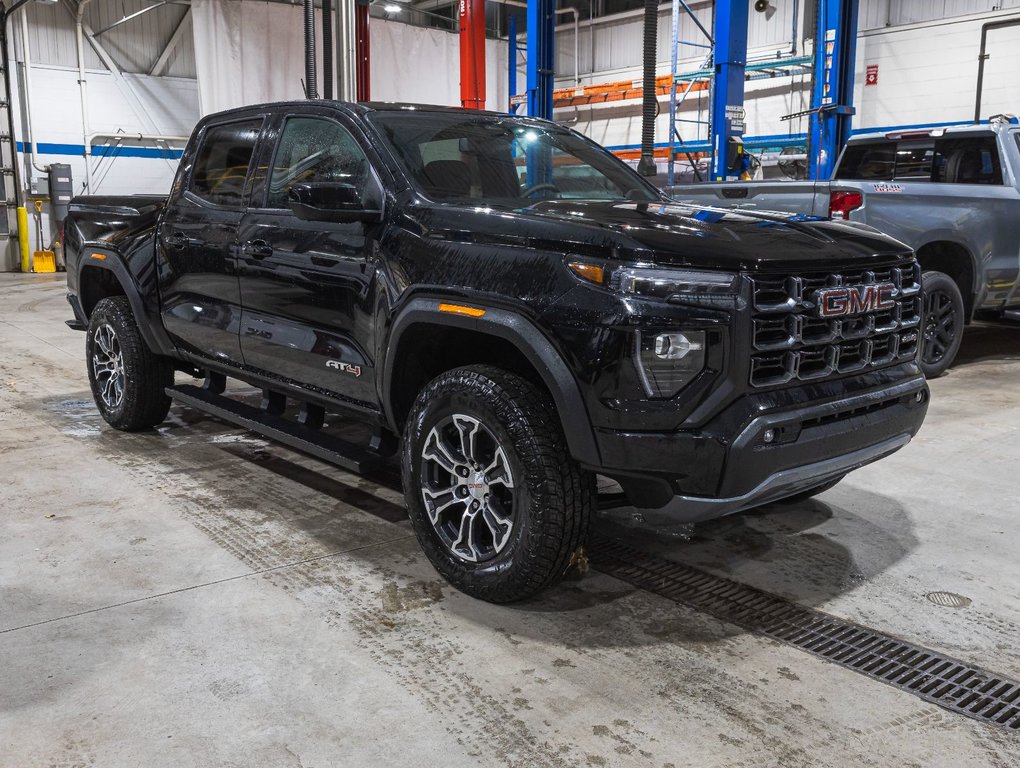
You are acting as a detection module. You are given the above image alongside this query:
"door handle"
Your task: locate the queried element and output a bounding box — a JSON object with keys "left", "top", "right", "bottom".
{"left": 242, "top": 239, "right": 274, "bottom": 260}
{"left": 164, "top": 232, "right": 188, "bottom": 250}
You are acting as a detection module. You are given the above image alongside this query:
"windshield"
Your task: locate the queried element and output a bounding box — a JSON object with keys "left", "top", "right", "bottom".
{"left": 367, "top": 110, "right": 659, "bottom": 206}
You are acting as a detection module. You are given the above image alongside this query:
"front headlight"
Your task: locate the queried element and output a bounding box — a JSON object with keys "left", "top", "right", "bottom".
{"left": 612, "top": 266, "right": 738, "bottom": 300}
{"left": 635, "top": 329, "right": 706, "bottom": 398}
{"left": 563, "top": 260, "right": 726, "bottom": 398}
{"left": 566, "top": 260, "right": 739, "bottom": 301}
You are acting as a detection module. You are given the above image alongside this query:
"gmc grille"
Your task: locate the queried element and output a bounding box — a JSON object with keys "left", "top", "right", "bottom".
{"left": 748, "top": 262, "right": 922, "bottom": 388}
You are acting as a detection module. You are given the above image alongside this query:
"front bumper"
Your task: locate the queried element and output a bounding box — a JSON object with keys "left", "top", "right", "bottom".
{"left": 594, "top": 366, "right": 929, "bottom": 524}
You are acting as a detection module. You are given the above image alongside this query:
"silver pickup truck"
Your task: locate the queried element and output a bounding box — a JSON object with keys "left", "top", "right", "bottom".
{"left": 671, "top": 115, "right": 1020, "bottom": 377}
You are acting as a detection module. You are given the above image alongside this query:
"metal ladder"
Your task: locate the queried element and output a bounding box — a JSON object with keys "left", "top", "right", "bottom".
{"left": 0, "top": 20, "right": 21, "bottom": 272}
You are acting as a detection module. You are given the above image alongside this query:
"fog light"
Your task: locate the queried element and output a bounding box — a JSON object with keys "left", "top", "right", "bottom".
{"left": 636, "top": 330, "right": 707, "bottom": 398}
{"left": 654, "top": 332, "right": 702, "bottom": 360}
{"left": 763, "top": 429, "right": 775, "bottom": 444}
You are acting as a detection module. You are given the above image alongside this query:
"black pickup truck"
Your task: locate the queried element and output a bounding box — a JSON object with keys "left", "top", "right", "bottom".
{"left": 64, "top": 101, "right": 930, "bottom": 602}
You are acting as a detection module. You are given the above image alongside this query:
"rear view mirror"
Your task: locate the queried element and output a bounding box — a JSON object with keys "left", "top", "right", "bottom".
{"left": 288, "top": 182, "right": 382, "bottom": 223}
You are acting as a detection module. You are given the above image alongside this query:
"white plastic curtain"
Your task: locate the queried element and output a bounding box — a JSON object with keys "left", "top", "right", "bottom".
{"left": 192, "top": 0, "right": 508, "bottom": 116}
{"left": 193, "top": 0, "right": 320, "bottom": 115}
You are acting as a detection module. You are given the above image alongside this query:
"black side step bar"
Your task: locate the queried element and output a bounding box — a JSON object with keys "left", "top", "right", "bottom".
{"left": 166, "top": 384, "right": 385, "bottom": 475}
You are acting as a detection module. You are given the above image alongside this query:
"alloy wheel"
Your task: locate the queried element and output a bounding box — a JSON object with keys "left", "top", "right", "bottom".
{"left": 92, "top": 323, "right": 126, "bottom": 409}
{"left": 921, "top": 288, "right": 957, "bottom": 366}
{"left": 420, "top": 413, "right": 516, "bottom": 563}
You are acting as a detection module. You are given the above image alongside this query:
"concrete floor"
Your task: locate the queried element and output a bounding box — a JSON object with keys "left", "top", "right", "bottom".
{"left": 1, "top": 272, "right": 1019, "bottom": 767}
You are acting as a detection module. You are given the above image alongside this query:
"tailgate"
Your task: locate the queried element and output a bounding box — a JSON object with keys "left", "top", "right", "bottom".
{"left": 667, "top": 180, "right": 831, "bottom": 217}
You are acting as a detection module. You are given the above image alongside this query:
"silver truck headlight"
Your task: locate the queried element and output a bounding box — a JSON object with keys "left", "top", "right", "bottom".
{"left": 613, "top": 266, "right": 738, "bottom": 300}
{"left": 635, "top": 330, "right": 706, "bottom": 398}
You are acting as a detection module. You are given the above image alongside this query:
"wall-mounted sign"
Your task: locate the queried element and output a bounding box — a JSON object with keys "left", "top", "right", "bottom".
{"left": 866, "top": 64, "right": 879, "bottom": 86}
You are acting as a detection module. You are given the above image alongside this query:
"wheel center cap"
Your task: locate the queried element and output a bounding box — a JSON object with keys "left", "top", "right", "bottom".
{"left": 465, "top": 472, "right": 487, "bottom": 501}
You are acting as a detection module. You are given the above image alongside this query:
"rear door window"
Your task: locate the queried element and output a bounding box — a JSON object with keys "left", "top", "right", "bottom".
{"left": 835, "top": 143, "right": 896, "bottom": 180}
{"left": 932, "top": 136, "right": 1003, "bottom": 185}
{"left": 189, "top": 118, "right": 263, "bottom": 207}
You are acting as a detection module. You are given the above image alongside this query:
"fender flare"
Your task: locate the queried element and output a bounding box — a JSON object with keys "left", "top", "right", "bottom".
{"left": 77, "top": 249, "right": 177, "bottom": 357}
{"left": 382, "top": 297, "right": 601, "bottom": 467}
{"left": 912, "top": 234, "right": 982, "bottom": 315}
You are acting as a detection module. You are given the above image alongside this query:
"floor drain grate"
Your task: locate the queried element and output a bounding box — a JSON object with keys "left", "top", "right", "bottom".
{"left": 591, "top": 536, "right": 1020, "bottom": 730}
{"left": 926, "top": 591, "right": 972, "bottom": 609}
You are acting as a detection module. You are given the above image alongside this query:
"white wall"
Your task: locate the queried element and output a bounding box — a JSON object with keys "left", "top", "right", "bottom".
{"left": 370, "top": 21, "right": 509, "bottom": 112}
{"left": 854, "top": 10, "right": 1020, "bottom": 129}
{"left": 16, "top": 66, "right": 198, "bottom": 198}
{"left": 193, "top": 0, "right": 506, "bottom": 115}
{"left": 556, "top": 1, "right": 1020, "bottom": 159}
{"left": 9, "top": 63, "right": 198, "bottom": 267}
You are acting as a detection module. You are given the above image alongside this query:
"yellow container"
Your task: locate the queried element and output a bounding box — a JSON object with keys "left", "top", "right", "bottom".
{"left": 32, "top": 250, "right": 56, "bottom": 273}
{"left": 17, "top": 206, "right": 30, "bottom": 272}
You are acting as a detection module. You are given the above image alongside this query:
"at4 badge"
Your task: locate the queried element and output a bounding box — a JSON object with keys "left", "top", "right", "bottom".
{"left": 326, "top": 360, "right": 362, "bottom": 377}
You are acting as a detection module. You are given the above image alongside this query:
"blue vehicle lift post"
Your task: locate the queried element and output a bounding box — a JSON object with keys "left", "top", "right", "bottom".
{"left": 508, "top": 13, "right": 519, "bottom": 114}
{"left": 525, "top": 0, "right": 555, "bottom": 188}
{"left": 708, "top": 0, "right": 749, "bottom": 181}
{"left": 808, "top": 0, "right": 860, "bottom": 180}
{"left": 526, "top": 0, "right": 555, "bottom": 121}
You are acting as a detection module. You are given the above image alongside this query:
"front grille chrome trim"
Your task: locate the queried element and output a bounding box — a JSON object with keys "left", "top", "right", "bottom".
{"left": 748, "top": 261, "right": 921, "bottom": 388}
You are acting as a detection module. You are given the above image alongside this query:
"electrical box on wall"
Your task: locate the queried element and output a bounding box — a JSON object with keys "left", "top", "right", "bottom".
{"left": 48, "top": 164, "right": 74, "bottom": 223}
{"left": 30, "top": 176, "right": 50, "bottom": 197}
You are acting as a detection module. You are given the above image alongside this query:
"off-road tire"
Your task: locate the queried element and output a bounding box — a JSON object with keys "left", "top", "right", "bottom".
{"left": 402, "top": 365, "right": 595, "bottom": 603}
{"left": 919, "top": 270, "right": 964, "bottom": 378}
{"left": 86, "top": 296, "right": 173, "bottom": 431}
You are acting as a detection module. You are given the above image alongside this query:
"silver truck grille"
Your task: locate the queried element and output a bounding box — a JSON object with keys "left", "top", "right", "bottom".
{"left": 748, "top": 262, "right": 922, "bottom": 388}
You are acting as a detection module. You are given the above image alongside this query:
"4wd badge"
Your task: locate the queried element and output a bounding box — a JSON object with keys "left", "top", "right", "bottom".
{"left": 814, "top": 283, "right": 897, "bottom": 318}
{"left": 327, "top": 360, "right": 362, "bottom": 377}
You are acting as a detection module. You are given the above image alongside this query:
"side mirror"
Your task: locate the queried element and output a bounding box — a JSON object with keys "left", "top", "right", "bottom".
{"left": 287, "top": 182, "right": 382, "bottom": 223}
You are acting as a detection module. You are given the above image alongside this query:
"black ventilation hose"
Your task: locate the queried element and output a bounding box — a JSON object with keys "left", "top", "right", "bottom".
{"left": 637, "top": 0, "right": 658, "bottom": 177}
{"left": 322, "top": 0, "right": 333, "bottom": 99}
{"left": 304, "top": 0, "right": 318, "bottom": 99}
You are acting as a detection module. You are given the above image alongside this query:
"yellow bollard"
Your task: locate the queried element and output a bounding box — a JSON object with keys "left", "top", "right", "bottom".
{"left": 17, "top": 206, "right": 30, "bottom": 272}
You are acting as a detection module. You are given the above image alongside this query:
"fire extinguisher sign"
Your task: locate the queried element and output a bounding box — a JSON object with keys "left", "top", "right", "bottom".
{"left": 866, "top": 64, "right": 879, "bottom": 86}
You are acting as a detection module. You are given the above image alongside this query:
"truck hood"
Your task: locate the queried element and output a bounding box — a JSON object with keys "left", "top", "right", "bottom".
{"left": 414, "top": 199, "right": 911, "bottom": 271}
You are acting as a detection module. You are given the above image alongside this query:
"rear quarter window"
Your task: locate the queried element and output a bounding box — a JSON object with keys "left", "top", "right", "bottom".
{"left": 189, "top": 118, "right": 264, "bottom": 207}
{"left": 932, "top": 135, "right": 1003, "bottom": 185}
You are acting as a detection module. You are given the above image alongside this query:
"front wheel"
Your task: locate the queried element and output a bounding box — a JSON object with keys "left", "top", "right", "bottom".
{"left": 401, "top": 365, "right": 595, "bottom": 603}
{"left": 919, "top": 270, "right": 964, "bottom": 378}
{"left": 86, "top": 296, "right": 173, "bottom": 431}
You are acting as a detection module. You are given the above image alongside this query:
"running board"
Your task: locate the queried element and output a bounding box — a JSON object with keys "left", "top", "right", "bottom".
{"left": 166, "top": 384, "right": 385, "bottom": 475}
{"left": 1005, "top": 310, "right": 1020, "bottom": 322}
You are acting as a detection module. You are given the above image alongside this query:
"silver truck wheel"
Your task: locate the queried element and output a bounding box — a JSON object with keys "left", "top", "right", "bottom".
{"left": 420, "top": 413, "right": 516, "bottom": 563}
{"left": 86, "top": 296, "right": 173, "bottom": 431}
{"left": 402, "top": 365, "right": 595, "bottom": 603}
{"left": 92, "top": 324, "right": 126, "bottom": 410}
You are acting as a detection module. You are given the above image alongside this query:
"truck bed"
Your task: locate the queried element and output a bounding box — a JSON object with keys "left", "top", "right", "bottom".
{"left": 667, "top": 180, "right": 830, "bottom": 218}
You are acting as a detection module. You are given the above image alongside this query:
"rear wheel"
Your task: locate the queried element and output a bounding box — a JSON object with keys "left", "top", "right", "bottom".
{"left": 86, "top": 296, "right": 173, "bottom": 431}
{"left": 919, "top": 270, "right": 964, "bottom": 378}
{"left": 402, "top": 365, "right": 594, "bottom": 603}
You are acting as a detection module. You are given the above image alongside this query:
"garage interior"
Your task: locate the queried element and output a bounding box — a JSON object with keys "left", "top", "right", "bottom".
{"left": 3, "top": 1, "right": 1020, "bottom": 766}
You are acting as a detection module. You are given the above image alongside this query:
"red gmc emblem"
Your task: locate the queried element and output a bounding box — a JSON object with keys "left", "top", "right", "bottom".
{"left": 815, "top": 283, "right": 897, "bottom": 318}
